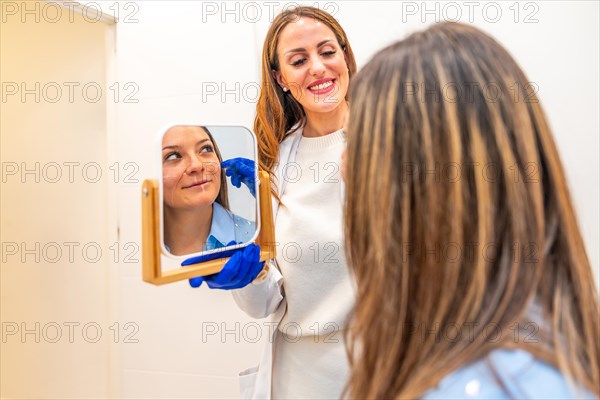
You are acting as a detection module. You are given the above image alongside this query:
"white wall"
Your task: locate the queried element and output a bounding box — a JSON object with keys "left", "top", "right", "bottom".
{"left": 114, "top": 2, "right": 266, "bottom": 398}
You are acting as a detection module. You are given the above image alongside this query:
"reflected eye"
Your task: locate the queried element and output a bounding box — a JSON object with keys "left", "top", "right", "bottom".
{"left": 164, "top": 152, "right": 181, "bottom": 162}
{"left": 200, "top": 144, "right": 214, "bottom": 153}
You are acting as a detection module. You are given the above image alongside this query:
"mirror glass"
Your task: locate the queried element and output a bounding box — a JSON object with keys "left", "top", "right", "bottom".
{"left": 159, "top": 125, "right": 259, "bottom": 262}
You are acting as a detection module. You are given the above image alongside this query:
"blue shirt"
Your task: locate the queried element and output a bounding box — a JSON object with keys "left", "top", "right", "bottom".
{"left": 204, "top": 202, "right": 255, "bottom": 251}
{"left": 165, "top": 203, "right": 255, "bottom": 255}
{"left": 423, "top": 349, "right": 595, "bottom": 399}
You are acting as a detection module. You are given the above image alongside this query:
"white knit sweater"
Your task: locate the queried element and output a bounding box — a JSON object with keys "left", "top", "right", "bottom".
{"left": 231, "top": 128, "right": 355, "bottom": 399}
{"left": 275, "top": 128, "right": 354, "bottom": 334}
{"left": 271, "top": 129, "right": 355, "bottom": 399}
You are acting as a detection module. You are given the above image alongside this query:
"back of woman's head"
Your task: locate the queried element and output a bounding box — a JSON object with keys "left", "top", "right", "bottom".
{"left": 254, "top": 6, "right": 357, "bottom": 188}
{"left": 344, "top": 22, "right": 599, "bottom": 399}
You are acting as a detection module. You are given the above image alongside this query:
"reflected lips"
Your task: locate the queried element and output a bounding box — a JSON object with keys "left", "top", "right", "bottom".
{"left": 183, "top": 180, "right": 211, "bottom": 189}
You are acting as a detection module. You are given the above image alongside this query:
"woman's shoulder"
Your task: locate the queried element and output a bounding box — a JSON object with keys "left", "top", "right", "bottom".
{"left": 230, "top": 213, "right": 256, "bottom": 244}
{"left": 273, "top": 127, "right": 303, "bottom": 182}
{"left": 423, "top": 349, "right": 594, "bottom": 399}
{"left": 279, "top": 127, "right": 303, "bottom": 149}
{"left": 211, "top": 203, "right": 256, "bottom": 245}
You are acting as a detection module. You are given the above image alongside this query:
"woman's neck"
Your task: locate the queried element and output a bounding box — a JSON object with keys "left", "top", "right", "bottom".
{"left": 164, "top": 205, "right": 213, "bottom": 255}
{"left": 303, "top": 101, "right": 348, "bottom": 138}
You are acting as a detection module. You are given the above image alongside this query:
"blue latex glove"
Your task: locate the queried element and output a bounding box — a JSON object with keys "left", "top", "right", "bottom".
{"left": 183, "top": 244, "right": 265, "bottom": 290}
{"left": 221, "top": 157, "right": 256, "bottom": 197}
{"left": 183, "top": 240, "right": 237, "bottom": 288}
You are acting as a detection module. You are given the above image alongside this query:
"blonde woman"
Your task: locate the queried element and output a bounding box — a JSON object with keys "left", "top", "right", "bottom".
{"left": 343, "top": 22, "right": 599, "bottom": 399}
{"left": 230, "top": 6, "right": 357, "bottom": 400}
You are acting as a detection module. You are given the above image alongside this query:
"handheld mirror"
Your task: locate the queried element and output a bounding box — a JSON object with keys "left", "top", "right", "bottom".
{"left": 141, "top": 125, "right": 275, "bottom": 285}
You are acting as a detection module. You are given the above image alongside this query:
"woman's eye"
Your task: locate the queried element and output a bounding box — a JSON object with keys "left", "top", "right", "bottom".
{"left": 200, "top": 145, "right": 214, "bottom": 153}
{"left": 290, "top": 50, "right": 335, "bottom": 67}
{"left": 164, "top": 152, "right": 181, "bottom": 162}
{"left": 291, "top": 58, "right": 306, "bottom": 67}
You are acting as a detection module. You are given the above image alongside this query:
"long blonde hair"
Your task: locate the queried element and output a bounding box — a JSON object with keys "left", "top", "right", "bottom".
{"left": 254, "top": 6, "right": 356, "bottom": 193}
{"left": 344, "top": 22, "right": 599, "bottom": 399}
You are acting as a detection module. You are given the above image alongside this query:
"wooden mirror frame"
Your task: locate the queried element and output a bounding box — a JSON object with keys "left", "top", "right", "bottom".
{"left": 141, "top": 171, "right": 275, "bottom": 285}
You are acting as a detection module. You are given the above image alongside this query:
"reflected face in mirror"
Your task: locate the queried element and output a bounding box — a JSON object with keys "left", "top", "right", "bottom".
{"left": 162, "top": 126, "right": 234, "bottom": 256}
{"left": 161, "top": 125, "right": 258, "bottom": 258}
{"left": 162, "top": 126, "right": 225, "bottom": 211}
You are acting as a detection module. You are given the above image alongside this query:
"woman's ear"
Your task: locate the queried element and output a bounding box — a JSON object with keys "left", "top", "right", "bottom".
{"left": 272, "top": 69, "right": 286, "bottom": 90}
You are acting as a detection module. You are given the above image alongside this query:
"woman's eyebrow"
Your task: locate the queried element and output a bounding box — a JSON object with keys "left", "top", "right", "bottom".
{"left": 285, "top": 39, "right": 333, "bottom": 55}
{"left": 162, "top": 138, "right": 210, "bottom": 151}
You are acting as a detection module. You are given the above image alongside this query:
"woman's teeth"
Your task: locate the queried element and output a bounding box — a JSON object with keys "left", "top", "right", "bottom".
{"left": 309, "top": 81, "right": 333, "bottom": 91}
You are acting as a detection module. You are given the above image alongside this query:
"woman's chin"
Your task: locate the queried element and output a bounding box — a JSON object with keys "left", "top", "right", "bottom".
{"left": 169, "top": 198, "right": 215, "bottom": 211}
{"left": 305, "top": 98, "right": 345, "bottom": 114}
{"left": 188, "top": 198, "right": 215, "bottom": 208}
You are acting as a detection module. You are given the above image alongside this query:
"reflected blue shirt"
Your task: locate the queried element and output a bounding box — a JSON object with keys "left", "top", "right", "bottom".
{"left": 205, "top": 203, "right": 255, "bottom": 251}
{"left": 423, "top": 348, "right": 595, "bottom": 399}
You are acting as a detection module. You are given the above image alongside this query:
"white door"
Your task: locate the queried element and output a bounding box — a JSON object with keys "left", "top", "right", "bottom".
{"left": 1, "top": 2, "right": 117, "bottom": 398}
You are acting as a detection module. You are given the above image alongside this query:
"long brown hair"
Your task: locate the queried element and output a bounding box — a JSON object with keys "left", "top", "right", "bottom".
{"left": 254, "top": 6, "right": 357, "bottom": 192}
{"left": 344, "top": 22, "right": 599, "bottom": 399}
{"left": 201, "top": 126, "right": 229, "bottom": 210}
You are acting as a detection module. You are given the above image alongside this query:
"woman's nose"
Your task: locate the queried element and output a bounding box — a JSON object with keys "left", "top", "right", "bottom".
{"left": 309, "top": 56, "right": 326, "bottom": 76}
{"left": 184, "top": 155, "right": 205, "bottom": 175}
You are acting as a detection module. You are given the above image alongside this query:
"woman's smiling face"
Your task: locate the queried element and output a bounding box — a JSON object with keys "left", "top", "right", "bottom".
{"left": 162, "top": 126, "right": 221, "bottom": 210}
{"left": 274, "top": 16, "right": 350, "bottom": 114}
